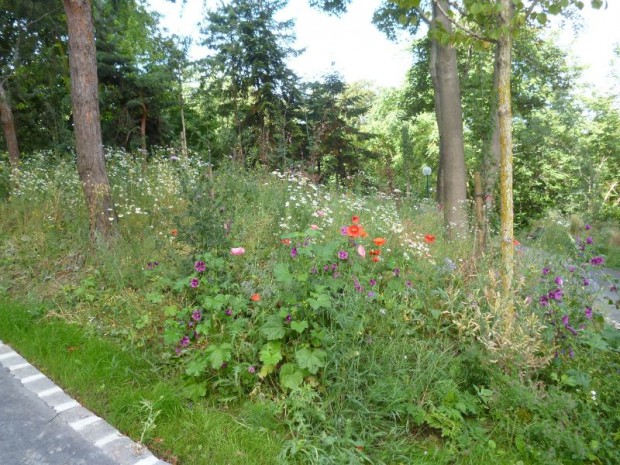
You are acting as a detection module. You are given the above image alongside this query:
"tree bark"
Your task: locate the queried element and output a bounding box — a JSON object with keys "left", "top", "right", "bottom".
{"left": 431, "top": 0, "right": 469, "bottom": 237}
{"left": 497, "top": 0, "right": 515, "bottom": 322}
{"left": 63, "top": 0, "right": 117, "bottom": 242}
{"left": 0, "top": 81, "right": 20, "bottom": 168}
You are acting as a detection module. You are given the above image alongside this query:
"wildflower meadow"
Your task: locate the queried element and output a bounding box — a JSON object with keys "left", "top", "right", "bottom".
{"left": 1, "top": 149, "right": 619, "bottom": 465}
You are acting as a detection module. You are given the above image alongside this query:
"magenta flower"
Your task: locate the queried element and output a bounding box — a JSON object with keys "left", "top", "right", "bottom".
{"left": 586, "top": 237, "right": 593, "bottom": 244}
{"left": 230, "top": 247, "right": 245, "bottom": 256}
{"left": 357, "top": 244, "right": 366, "bottom": 258}
{"left": 225, "top": 308, "right": 233, "bottom": 316}
{"left": 248, "top": 365, "right": 256, "bottom": 374}
{"left": 590, "top": 256, "right": 605, "bottom": 266}
{"left": 180, "top": 336, "right": 190, "bottom": 347}
{"left": 190, "top": 278, "right": 199, "bottom": 288}
{"left": 583, "top": 278, "right": 590, "bottom": 286}
{"left": 393, "top": 268, "right": 400, "bottom": 277}
{"left": 542, "top": 267, "right": 550, "bottom": 275}
{"left": 568, "top": 265, "right": 575, "bottom": 273}
{"left": 539, "top": 295, "right": 549, "bottom": 306}
{"left": 191, "top": 309, "right": 202, "bottom": 321}
{"left": 340, "top": 226, "right": 348, "bottom": 236}
{"left": 555, "top": 276, "right": 563, "bottom": 286}
{"left": 585, "top": 224, "right": 592, "bottom": 230}
{"left": 369, "top": 279, "right": 377, "bottom": 286}
{"left": 338, "top": 250, "right": 348, "bottom": 260}
{"left": 194, "top": 261, "right": 206, "bottom": 272}
{"left": 291, "top": 247, "right": 298, "bottom": 258}
{"left": 585, "top": 307, "right": 593, "bottom": 319}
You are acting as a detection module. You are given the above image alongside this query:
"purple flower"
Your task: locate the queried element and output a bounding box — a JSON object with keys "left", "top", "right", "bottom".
{"left": 332, "top": 271, "right": 341, "bottom": 278}
{"left": 569, "top": 348, "right": 575, "bottom": 358}
{"left": 369, "top": 279, "right": 377, "bottom": 286}
{"left": 393, "top": 268, "right": 400, "bottom": 277}
{"left": 284, "top": 314, "right": 292, "bottom": 323}
{"left": 549, "top": 288, "right": 563, "bottom": 301}
{"left": 353, "top": 276, "right": 363, "bottom": 292}
{"left": 192, "top": 309, "right": 202, "bottom": 321}
{"left": 611, "top": 284, "right": 618, "bottom": 292}
{"left": 225, "top": 308, "right": 233, "bottom": 316}
{"left": 539, "top": 295, "right": 549, "bottom": 307}
{"left": 555, "top": 276, "right": 563, "bottom": 286}
{"left": 590, "top": 256, "right": 605, "bottom": 266}
{"left": 323, "top": 265, "right": 330, "bottom": 272}
{"left": 568, "top": 265, "right": 575, "bottom": 273}
{"left": 542, "top": 267, "right": 550, "bottom": 276}
{"left": 338, "top": 250, "right": 349, "bottom": 260}
{"left": 340, "top": 226, "right": 349, "bottom": 236}
{"left": 562, "top": 314, "right": 569, "bottom": 326}
{"left": 291, "top": 247, "right": 298, "bottom": 258}
{"left": 583, "top": 278, "right": 590, "bottom": 286}
{"left": 194, "top": 261, "right": 206, "bottom": 272}
{"left": 190, "top": 278, "right": 199, "bottom": 288}
{"left": 367, "top": 291, "right": 376, "bottom": 298}
{"left": 585, "top": 223, "right": 592, "bottom": 230}
{"left": 585, "top": 307, "right": 593, "bottom": 319}
{"left": 248, "top": 365, "right": 256, "bottom": 374}
{"left": 405, "top": 280, "right": 412, "bottom": 288}
{"left": 586, "top": 237, "right": 593, "bottom": 244}
{"left": 180, "top": 336, "right": 190, "bottom": 347}
{"left": 331, "top": 263, "right": 337, "bottom": 271}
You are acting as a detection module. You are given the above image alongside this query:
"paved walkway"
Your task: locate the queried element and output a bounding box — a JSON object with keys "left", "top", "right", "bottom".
{"left": 0, "top": 341, "right": 169, "bottom": 465}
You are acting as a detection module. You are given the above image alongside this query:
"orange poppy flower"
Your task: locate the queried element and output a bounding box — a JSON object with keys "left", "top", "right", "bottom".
{"left": 373, "top": 237, "right": 386, "bottom": 246}
{"left": 281, "top": 238, "right": 291, "bottom": 245}
{"left": 352, "top": 215, "right": 360, "bottom": 224}
{"left": 359, "top": 226, "right": 368, "bottom": 238}
{"left": 250, "top": 293, "right": 261, "bottom": 302}
{"left": 513, "top": 239, "right": 521, "bottom": 246}
{"left": 170, "top": 228, "right": 178, "bottom": 237}
{"left": 424, "top": 234, "right": 436, "bottom": 244}
{"left": 347, "top": 225, "right": 362, "bottom": 237}
{"left": 372, "top": 256, "right": 380, "bottom": 263}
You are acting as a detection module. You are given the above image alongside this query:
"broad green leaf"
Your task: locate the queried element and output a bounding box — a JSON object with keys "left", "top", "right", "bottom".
{"left": 308, "top": 293, "right": 331, "bottom": 310}
{"left": 185, "top": 357, "right": 208, "bottom": 377}
{"left": 260, "top": 341, "right": 282, "bottom": 366}
{"left": 274, "top": 263, "right": 293, "bottom": 284}
{"left": 260, "top": 315, "right": 286, "bottom": 340}
{"left": 163, "top": 305, "right": 179, "bottom": 317}
{"left": 146, "top": 292, "right": 163, "bottom": 303}
{"left": 295, "top": 347, "right": 327, "bottom": 374}
{"left": 207, "top": 343, "right": 232, "bottom": 369}
{"left": 279, "top": 363, "right": 304, "bottom": 390}
{"left": 291, "top": 320, "right": 309, "bottom": 334}
{"left": 195, "top": 320, "right": 212, "bottom": 336}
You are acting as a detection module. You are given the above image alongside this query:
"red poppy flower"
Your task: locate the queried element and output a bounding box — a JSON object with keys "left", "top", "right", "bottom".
{"left": 352, "top": 215, "right": 360, "bottom": 224}
{"left": 250, "top": 293, "right": 261, "bottom": 302}
{"left": 369, "top": 249, "right": 381, "bottom": 256}
{"left": 373, "top": 237, "right": 386, "bottom": 246}
{"left": 424, "top": 234, "right": 436, "bottom": 244}
{"left": 372, "top": 256, "right": 380, "bottom": 263}
{"left": 281, "top": 238, "right": 291, "bottom": 245}
{"left": 513, "top": 239, "right": 521, "bottom": 246}
{"left": 347, "top": 225, "right": 362, "bottom": 237}
{"left": 170, "top": 228, "right": 178, "bottom": 237}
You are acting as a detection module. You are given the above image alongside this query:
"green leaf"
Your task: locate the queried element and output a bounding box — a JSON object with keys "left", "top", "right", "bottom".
{"left": 163, "top": 305, "right": 179, "bottom": 317}
{"left": 185, "top": 358, "right": 208, "bottom": 377}
{"left": 274, "top": 263, "right": 293, "bottom": 285}
{"left": 536, "top": 12, "right": 547, "bottom": 25}
{"left": 295, "top": 347, "right": 327, "bottom": 374}
{"left": 206, "top": 343, "right": 232, "bottom": 369}
{"left": 260, "top": 315, "right": 286, "bottom": 340}
{"left": 260, "top": 341, "right": 283, "bottom": 366}
{"left": 279, "top": 363, "right": 304, "bottom": 390}
{"left": 291, "top": 320, "right": 309, "bottom": 334}
{"left": 163, "top": 324, "right": 184, "bottom": 345}
{"left": 195, "top": 320, "right": 212, "bottom": 336}
{"left": 308, "top": 293, "right": 331, "bottom": 310}
{"left": 146, "top": 292, "right": 163, "bottom": 304}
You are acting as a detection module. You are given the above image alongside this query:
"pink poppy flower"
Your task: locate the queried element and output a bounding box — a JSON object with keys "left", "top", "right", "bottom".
{"left": 231, "top": 247, "right": 245, "bottom": 256}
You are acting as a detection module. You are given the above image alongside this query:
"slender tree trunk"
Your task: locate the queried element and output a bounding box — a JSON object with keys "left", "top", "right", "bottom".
{"left": 0, "top": 81, "right": 20, "bottom": 168}
{"left": 429, "top": 37, "right": 445, "bottom": 205}
{"left": 497, "top": 0, "right": 515, "bottom": 323}
{"left": 180, "top": 88, "right": 188, "bottom": 158}
{"left": 63, "top": 0, "right": 117, "bottom": 242}
{"left": 431, "top": 0, "right": 469, "bottom": 236}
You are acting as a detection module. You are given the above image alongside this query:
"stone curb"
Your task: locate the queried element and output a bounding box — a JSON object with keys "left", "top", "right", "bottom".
{"left": 0, "top": 340, "right": 170, "bottom": 465}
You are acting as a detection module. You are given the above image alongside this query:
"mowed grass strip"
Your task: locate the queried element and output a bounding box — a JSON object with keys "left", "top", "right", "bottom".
{"left": 0, "top": 299, "right": 282, "bottom": 465}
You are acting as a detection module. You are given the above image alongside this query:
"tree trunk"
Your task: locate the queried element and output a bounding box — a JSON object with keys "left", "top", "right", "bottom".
{"left": 0, "top": 81, "right": 20, "bottom": 168}
{"left": 431, "top": 0, "right": 469, "bottom": 237}
{"left": 429, "top": 37, "right": 445, "bottom": 205}
{"left": 497, "top": 0, "right": 515, "bottom": 323}
{"left": 63, "top": 0, "right": 117, "bottom": 242}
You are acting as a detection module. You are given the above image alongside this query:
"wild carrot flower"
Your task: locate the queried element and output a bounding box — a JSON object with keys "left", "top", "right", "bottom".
{"left": 194, "top": 261, "right": 206, "bottom": 272}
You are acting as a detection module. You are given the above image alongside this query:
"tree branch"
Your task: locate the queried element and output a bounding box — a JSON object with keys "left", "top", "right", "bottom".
{"left": 433, "top": 0, "right": 496, "bottom": 45}
{"left": 413, "top": 6, "right": 432, "bottom": 26}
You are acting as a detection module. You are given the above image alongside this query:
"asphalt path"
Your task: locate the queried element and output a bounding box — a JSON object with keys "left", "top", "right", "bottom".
{"left": 0, "top": 341, "right": 169, "bottom": 465}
